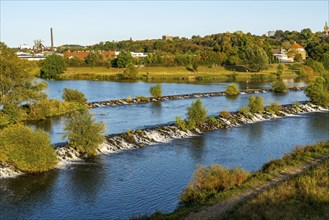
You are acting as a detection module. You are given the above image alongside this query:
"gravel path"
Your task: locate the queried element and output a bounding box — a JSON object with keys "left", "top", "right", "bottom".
{"left": 184, "top": 154, "right": 329, "bottom": 220}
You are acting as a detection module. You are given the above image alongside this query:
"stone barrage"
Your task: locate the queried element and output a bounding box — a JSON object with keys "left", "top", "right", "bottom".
{"left": 1, "top": 102, "right": 327, "bottom": 179}
{"left": 0, "top": 163, "right": 23, "bottom": 179}
{"left": 87, "top": 87, "right": 305, "bottom": 108}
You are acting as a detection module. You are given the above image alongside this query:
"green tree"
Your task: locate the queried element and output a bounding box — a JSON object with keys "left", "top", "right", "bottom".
{"left": 123, "top": 63, "right": 138, "bottom": 79}
{"left": 248, "top": 96, "right": 264, "bottom": 113}
{"left": 62, "top": 88, "right": 87, "bottom": 104}
{"left": 149, "top": 84, "right": 162, "bottom": 98}
{"left": 115, "top": 51, "right": 134, "bottom": 68}
{"left": 276, "top": 64, "right": 283, "bottom": 77}
{"left": 186, "top": 99, "right": 208, "bottom": 129}
{"left": 40, "top": 54, "right": 66, "bottom": 79}
{"left": 294, "top": 53, "right": 303, "bottom": 62}
{"left": 225, "top": 83, "right": 240, "bottom": 96}
{"left": 321, "top": 53, "right": 329, "bottom": 71}
{"left": 85, "top": 52, "right": 102, "bottom": 67}
{"left": 272, "top": 78, "right": 287, "bottom": 93}
{"left": 0, "top": 43, "right": 47, "bottom": 114}
{"left": 0, "top": 124, "right": 57, "bottom": 173}
{"left": 305, "top": 76, "right": 329, "bottom": 106}
{"left": 63, "top": 111, "right": 105, "bottom": 157}
{"left": 244, "top": 46, "right": 269, "bottom": 72}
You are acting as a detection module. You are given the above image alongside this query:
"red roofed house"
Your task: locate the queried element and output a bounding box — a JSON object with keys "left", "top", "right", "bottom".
{"left": 289, "top": 42, "right": 307, "bottom": 60}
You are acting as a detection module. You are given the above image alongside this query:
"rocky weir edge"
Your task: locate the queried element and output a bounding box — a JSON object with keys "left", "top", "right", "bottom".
{"left": 87, "top": 87, "right": 304, "bottom": 108}
{"left": 0, "top": 102, "right": 327, "bottom": 178}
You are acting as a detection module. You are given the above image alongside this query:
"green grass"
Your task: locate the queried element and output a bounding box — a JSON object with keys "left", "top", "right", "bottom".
{"left": 223, "top": 159, "right": 329, "bottom": 220}
{"left": 59, "top": 64, "right": 298, "bottom": 82}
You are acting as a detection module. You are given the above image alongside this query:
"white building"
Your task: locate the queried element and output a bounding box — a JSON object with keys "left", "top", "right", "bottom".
{"left": 273, "top": 49, "right": 294, "bottom": 63}
{"left": 20, "top": 44, "right": 32, "bottom": 50}
{"left": 130, "top": 52, "right": 147, "bottom": 58}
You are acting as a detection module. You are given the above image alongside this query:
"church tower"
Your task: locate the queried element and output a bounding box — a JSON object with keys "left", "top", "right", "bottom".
{"left": 324, "top": 22, "right": 329, "bottom": 35}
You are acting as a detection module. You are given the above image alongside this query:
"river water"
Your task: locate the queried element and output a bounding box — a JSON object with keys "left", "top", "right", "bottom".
{"left": 1, "top": 112, "right": 328, "bottom": 219}
{"left": 45, "top": 80, "right": 307, "bottom": 101}
{"left": 29, "top": 90, "right": 308, "bottom": 143}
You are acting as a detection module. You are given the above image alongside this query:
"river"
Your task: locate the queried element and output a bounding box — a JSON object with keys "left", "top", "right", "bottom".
{"left": 29, "top": 89, "right": 308, "bottom": 143}
{"left": 1, "top": 112, "right": 328, "bottom": 219}
{"left": 45, "top": 80, "right": 307, "bottom": 101}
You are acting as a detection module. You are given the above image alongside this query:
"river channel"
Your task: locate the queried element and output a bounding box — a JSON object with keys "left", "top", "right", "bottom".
{"left": 30, "top": 89, "right": 308, "bottom": 143}
{"left": 1, "top": 112, "right": 328, "bottom": 219}
{"left": 45, "top": 80, "right": 307, "bottom": 101}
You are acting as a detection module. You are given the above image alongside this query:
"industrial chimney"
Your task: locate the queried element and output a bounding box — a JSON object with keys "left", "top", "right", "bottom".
{"left": 50, "top": 28, "right": 54, "bottom": 52}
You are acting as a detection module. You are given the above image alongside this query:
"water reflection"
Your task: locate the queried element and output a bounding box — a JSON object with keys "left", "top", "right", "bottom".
{"left": 68, "top": 158, "right": 106, "bottom": 204}
{"left": 0, "top": 171, "right": 58, "bottom": 219}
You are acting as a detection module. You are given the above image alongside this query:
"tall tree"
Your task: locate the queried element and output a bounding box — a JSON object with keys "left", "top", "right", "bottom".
{"left": 0, "top": 42, "right": 47, "bottom": 109}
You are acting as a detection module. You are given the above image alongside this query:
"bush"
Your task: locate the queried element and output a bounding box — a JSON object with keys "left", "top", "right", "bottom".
{"left": 175, "top": 116, "right": 187, "bottom": 131}
{"left": 305, "top": 76, "right": 329, "bottom": 106}
{"left": 62, "top": 88, "right": 87, "bottom": 104}
{"left": 0, "top": 124, "right": 57, "bottom": 172}
{"left": 40, "top": 54, "right": 66, "bottom": 79}
{"left": 63, "top": 111, "right": 105, "bottom": 157}
{"left": 225, "top": 83, "right": 240, "bottom": 96}
{"left": 136, "top": 96, "right": 150, "bottom": 102}
{"left": 266, "top": 102, "right": 282, "bottom": 115}
{"left": 272, "top": 78, "right": 288, "bottom": 93}
{"left": 123, "top": 63, "right": 138, "bottom": 79}
{"left": 219, "top": 110, "right": 231, "bottom": 119}
{"left": 248, "top": 96, "right": 264, "bottom": 113}
{"left": 149, "top": 84, "right": 162, "bottom": 98}
{"left": 180, "top": 165, "right": 250, "bottom": 205}
{"left": 26, "top": 99, "right": 86, "bottom": 120}
{"left": 239, "top": 107, "right": 250, "bottom": 117}
{"left": 186, "top": 99, "right": 208, "bottom": 129}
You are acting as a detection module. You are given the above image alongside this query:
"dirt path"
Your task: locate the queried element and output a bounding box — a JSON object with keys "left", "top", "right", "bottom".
{"left": 184, "top": 154, "right": 329, "bottom": 220}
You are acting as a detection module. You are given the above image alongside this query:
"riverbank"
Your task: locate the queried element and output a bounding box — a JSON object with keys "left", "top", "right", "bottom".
{"left": 1, "top": 102, "right": 327, "bottom": 179}
{"left": 59, "top": 64, "right": 298, "bottom": 82}
{"left": 137, "top": 142, "right": 329, "bottom": 220}
{"left": 87, "top": 86, "right": 304, "bottom": 108}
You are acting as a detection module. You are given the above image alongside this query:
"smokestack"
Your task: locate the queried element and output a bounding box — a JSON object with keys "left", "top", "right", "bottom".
{"left": 50, "top": 28, "right": 54, "bottom": 52}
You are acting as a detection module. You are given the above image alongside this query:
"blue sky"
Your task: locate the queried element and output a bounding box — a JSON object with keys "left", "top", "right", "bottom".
{"left": 1, "top": 0, "right": 328, "bottom": 47}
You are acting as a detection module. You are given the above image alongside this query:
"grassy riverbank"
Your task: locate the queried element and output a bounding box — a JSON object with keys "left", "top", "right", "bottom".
{"left": 59, "top": 64, "right": 299, "bottom": 82}
{"left": 135, "top": 141, "right": 329, "bottom": 219}
{"left": 222, "top": 159, "right": 329, "bottom": 220}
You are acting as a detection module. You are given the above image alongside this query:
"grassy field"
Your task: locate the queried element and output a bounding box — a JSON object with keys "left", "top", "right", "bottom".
{"left": 223, "top": 159, "right": 329, "bottom": 220}
{"left": 60, "top": 64, "right": 299, "bottom": 82}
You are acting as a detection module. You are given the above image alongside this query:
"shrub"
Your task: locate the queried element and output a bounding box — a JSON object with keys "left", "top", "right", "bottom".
{"left": 136, "top": 96, "right": 150, "bottom": 102}
{"left": 63, "top": 111, "right": 105, "bottom": 157}
{"left": 186, "top": 99, "right": 208, "bottom": 129}
{"left": 207, "top": 116, "right": 218, "bottom": 123}
{"left": 26, "top": 99, "right": 86, "bottom": 120}
{"left": 40, "top": 54, "right": 66, "bottom": 79}
{"left": 125, "top": 96, "right": 133, "bottom": 102}
{"left": 180, "top": 165, "right": 250, "bottom": 205}
{"left": 225, "top": 83, "right": 240, "bottom": 96}
{"left": 305, "top": 76, "right": 329, "bottom": 106}
{"left": 272, "top": 78, "right": 288, "bottom": 93}
{"left": 62, "top": 88, "right": 87, "bottom": 104}
{"left": 0, "top": 124, "right": 57, "bottom": 172}
{"left": 239, "top": 107, "right": 250, "bottom": 117}
{"left": 219, "top": 110, "right": 231, "bottom": 119}
{"left": 266, "top": 102, "right": 282, "bottom": 115}
{"left": 149, "top": 84, "right": 162, "bottom": 98}
{"left": 175, "top": 116, "right": 187, "bottom": 131}
{"left": 123, "top": 63, "right": 138, "bottom": 79}
{"left": 248, "top": 96, "right": 264, "bottom": 113}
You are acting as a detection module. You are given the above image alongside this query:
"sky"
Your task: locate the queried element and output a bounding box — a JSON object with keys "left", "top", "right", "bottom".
{"left": 0, "top": 0, "right": 328, "bottom": 47}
